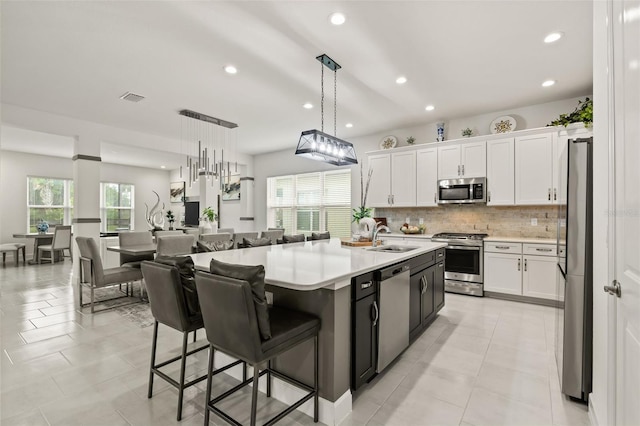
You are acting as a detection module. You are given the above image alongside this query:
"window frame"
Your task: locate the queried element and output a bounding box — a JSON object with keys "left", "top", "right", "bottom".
{"left": 100, "top": 182, "right": 135, "bottom": 232}
{"left": 26, "top": 176, "right": 74, "bottom": 233}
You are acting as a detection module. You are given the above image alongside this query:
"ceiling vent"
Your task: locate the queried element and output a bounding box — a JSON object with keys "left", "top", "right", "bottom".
{"left": 119, "top": 92, "right": 145, "bottom": 102}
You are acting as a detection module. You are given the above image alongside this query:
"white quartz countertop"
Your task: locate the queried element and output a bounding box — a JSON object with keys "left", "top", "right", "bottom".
{"left": 484, "top": 236, "right": 556, "bottom": 244}
{"left": 191, "top": 238, "right": 446, "bottom": 291}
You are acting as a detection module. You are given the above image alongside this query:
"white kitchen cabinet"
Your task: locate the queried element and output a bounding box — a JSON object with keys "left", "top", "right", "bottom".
{"left": 484, "top": 240, "right": 559, "bottom": 300}
{"left": 514, "top": 133, "right": 554, "bottom": 204}
{"left": 437, "top": 141, "right": 486, "bottom": 180}
{"left": 366, "top": 151, "right": 416, "bottom": 207}
{"left": 366, "top": 153, "right": 392, "bottom": 207}
{"left": 416, "top": 147, "right": 438, "bottom": 206}
{"left": 486, "top": 138, "right": 515, "bottom": 205}
{"left": 522, "top": 254, "right": 557, "bottom": 299}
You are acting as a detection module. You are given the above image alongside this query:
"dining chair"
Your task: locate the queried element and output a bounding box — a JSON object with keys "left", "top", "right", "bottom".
{"left": 155, "top": 230, "right": 184, "bottom": 238}
{"left": 232, "top": 232, "right": 259, "bottom": 249}
{"left": 118, "top": 231, "right": 154, "bottom": 268}
{"left": 76, "top": 237, "right": 144, "bottom": 313}
{"left": 310, "top": 231, "right": 331, "bottom": 241}
{"left": 282, "top": 234, "right": 306, "bottom": 244}
{"left": 156, "top": 235, "right": 195, "bottom": 256}
{"left": 38, "top": 225, "right": 72, "bottom": 264}
{"left": 260, "top": 229, "right": 284, "bottom": 245}
{"left": 217, "top": 227, "right": 234, "bottom": 235}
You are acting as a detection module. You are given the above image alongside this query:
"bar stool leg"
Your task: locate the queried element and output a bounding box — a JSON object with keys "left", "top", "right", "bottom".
{"left": 314, "top": 335, "right": 319, "bottom": 422}
{"left": 250, "top": 365, "right": 260, "bottom": 426}
{"left": 177, "top": 331, "right": 189, "bottom": 421}
{"left": 267, "top": 359, "right": 272, "bottom": 397}
{"left": 204, "top": 344, "right": 215, "bottom": 426}
{"left": 148, "top": 321, "right": 159, "bottom": 398}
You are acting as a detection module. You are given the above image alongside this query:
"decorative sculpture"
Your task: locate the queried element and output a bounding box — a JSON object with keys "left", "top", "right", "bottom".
{"left": 145, "top": 191, "right": 165, "bottom": 230}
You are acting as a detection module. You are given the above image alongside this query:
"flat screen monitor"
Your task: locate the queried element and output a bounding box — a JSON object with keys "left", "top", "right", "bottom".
{"left": 184, "top": 201, "right": 200, "bottom": 227}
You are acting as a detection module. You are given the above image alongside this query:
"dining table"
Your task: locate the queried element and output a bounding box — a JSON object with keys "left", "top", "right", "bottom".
{"left": 12, "top": 232, "right": 70, "bottom": 265}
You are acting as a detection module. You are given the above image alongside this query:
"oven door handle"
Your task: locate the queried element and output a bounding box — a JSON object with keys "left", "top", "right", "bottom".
{"left": 445, "top": 245, "right": 481, "bottom": 251}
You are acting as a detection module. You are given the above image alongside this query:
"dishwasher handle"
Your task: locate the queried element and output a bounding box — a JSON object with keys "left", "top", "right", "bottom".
{"left": 378, "top": 263, "right": 410, "bottom": 281}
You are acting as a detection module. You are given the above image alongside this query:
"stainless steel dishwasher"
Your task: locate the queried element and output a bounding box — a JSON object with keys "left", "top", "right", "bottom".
{"left": 375, "top": 262, "right": 411, "bottom": 373}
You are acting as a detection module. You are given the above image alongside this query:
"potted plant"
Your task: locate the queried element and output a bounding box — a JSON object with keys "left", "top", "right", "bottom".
{"left": 352, "top": 166, "right": 377, "bottom": 240}
{"left": 165, "top": 210, "right": 175, "bottom": 230}
{"left": 203, "top": 207, "right": 217, "bottom": 222}
{"left": 462, "top": 128, "right": 473, "bottom": 137}
{"left": 548, "top": 97, "right": 593, "bottom": 128}
{"left": 406, "top": 136, "right": 416, "bottom": 145}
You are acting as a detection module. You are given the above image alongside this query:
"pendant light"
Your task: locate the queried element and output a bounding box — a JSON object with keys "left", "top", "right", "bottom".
{"left": 295, "top": 54, "right": 357, "bottom": 166}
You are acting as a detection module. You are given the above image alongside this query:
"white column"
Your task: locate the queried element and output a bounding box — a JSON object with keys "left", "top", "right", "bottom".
{"left": 240, "top": 176, "right": 255, "bottom": 225}
{"left": 72, "top": 134, "right": 101, "bottom": 284}
{"left": 199, "top": 172, "right": 219, "bottom": 230}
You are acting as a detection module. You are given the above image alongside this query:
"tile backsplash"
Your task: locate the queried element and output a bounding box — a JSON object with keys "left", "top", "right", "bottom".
{"left": 376, "top": 205, "right": 558, "bottom": 239}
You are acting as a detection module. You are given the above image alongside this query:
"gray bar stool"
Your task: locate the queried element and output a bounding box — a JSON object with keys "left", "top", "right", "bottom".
{"left": 195, "top": 266, "right": 320, "bottom": 426}
{"left": 141, "top": 261, "right": 243, "bottom": 421}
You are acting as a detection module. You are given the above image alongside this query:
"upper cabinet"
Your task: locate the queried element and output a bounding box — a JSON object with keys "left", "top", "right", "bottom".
{"left": 514, "top": 133, "right": 557, "bottom": 205}
{"left": 366, "top": 151, "right": 416, "bottom": 207}
{"left": 437, "top": 141, "right": 486, "bottom": 180}
{"left": 486, "top": 138, "right": 515, "bottom": 205}
{"left": 416, "top": 147, "right": 438, "bottom": 207}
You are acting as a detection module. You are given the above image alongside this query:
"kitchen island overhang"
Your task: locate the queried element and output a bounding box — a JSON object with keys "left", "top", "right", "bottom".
{"left": 190, "top": 238, "right": 447, "bottom": 425}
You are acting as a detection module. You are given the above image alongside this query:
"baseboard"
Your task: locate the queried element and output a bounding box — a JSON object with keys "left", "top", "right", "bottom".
{"left": 484, "top": 291, "right": 557, "bottom": 307}
{"left": 214, "top": 352, "right": 352, "bottom": 425}
{"left": 588, "top": 393, "right": 602, "bottom": 426}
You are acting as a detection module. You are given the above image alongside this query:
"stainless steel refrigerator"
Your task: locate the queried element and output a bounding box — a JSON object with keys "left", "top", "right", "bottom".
{"left": 555, "top": 136, "right": 593, "bottom": 402}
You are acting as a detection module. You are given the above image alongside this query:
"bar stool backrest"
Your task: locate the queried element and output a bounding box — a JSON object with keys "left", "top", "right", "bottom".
{"left": 119, "top": 231, "right": 154, "bottom": 265}
{"left": 141, "top": 261, "right": 191, "bottom": 332}
{"left": 156, "top": 235, "right": 195, "bottom": 256}
{"left": 75, "top": 237, "right": 105, "bottom": 285}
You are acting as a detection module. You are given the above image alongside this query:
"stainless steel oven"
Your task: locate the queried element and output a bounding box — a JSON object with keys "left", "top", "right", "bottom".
{"left": 431, "top": 232, "right": 487, "bottom": 297}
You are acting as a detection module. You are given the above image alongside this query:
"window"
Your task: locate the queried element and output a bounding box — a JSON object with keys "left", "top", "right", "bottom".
{"left": 267, "top": 170, "right": 351, "bottom": 238}
{"left": 101, "top": 183, "right": 134, "bottom": 232}
{"left": 27, "top": 177, "right": 73, "bottom": 232}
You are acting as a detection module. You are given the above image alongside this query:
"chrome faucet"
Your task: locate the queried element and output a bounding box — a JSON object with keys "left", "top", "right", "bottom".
{"left": 372, "top": 223, "right": 390, "bottom": 247}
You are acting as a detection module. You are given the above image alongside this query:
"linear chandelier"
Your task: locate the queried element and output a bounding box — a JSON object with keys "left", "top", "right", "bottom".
{"left": 295, "top": 54, "right": 358, "bottom": 166}
{"left": 179, "top": 109, "right": 238, "bottom": 189}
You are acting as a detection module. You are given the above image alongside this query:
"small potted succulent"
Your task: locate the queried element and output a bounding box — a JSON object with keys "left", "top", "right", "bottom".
{"left": 462, "top": 128, "right": 473, "bottom": 137}
{"left": 406, "top": 136, "right": 416, "bottom": 145}
{"left": 165, "top": 210, "right": 175, "bottom": 230}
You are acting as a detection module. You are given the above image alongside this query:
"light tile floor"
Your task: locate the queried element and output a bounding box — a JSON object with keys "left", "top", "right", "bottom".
{"left": 1, "top": 261, "right": 590, "bottom": 426}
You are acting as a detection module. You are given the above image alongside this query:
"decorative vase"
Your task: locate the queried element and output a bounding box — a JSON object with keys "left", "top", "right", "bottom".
{"left": 36, "top": 221, "right": 49, "bottom": 234}
{"left": 358, "top": 217, "right": 377, "bottom": 240}
{"left": 199, "top": 218, "right": 213, "bottom": 235}
{"left": 436, "top": 122, "right": 445, "bottom": 142}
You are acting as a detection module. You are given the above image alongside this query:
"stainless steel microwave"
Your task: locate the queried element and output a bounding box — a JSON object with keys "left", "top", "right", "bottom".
{"left": 437, "top": 177, "right": 486, "bottom": 204}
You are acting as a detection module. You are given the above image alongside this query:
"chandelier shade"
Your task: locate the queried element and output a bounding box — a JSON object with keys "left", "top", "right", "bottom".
{"left": 295, "top": 129, "right": 358, "bottom": 166}
{"left": 296, "top": 53, "right": 357, "bottom": 166}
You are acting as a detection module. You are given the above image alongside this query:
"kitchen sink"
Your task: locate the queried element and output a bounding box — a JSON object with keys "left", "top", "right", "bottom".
{"left": 367, "top": 245, "right": 420, "bottom": 253}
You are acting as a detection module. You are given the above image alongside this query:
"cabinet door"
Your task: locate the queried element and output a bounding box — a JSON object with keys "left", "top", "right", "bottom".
{"left": 351, "top": 293, "right": 378, "bottom": 390}
{"left": 391, "top": 151, "right": 416, "bottom": 206}
{"left": 421, "top": 265, "right": 435, "bottom": 324}
{"left": 437, "top": 144, "right": 461, "bottom": 179}
{"left": 486, "top": 138, "right": 515, "bottom": 205}
{"left": 484, "top": 252, "right": 523, "bottom": 295}
{"left": 416, "top": 148, "right": 438, "bottom": 206}
{"left": 409, "top": 272, "right": 424, "bottom": 336}
{"left": 366, "top": 154, "right": 391, "bottom": 207}
{"left": 434, "top": 260, "right": 445, "bottom": 311}
{"left": 515, "top": 133, "right": 554, "bottom": 205}
{"left": 522, "top": 255, "right": 558, "bottom": 300}
{"left": 460, "top": 141, "right": 486, "bottom": 177}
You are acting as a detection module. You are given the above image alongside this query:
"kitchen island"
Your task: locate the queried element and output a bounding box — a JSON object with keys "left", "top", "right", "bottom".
{"left": 191, "top": 238, "right": 447, "bottom": 425}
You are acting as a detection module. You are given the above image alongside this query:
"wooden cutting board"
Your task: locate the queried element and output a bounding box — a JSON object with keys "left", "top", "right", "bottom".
{"left": 340, "top": 238, "right": 381, "bottom": 247}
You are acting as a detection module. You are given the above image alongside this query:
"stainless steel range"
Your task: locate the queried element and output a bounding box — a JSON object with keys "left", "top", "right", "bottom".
{"left": 431, "top": 232, "right": 488, "bottom": 297}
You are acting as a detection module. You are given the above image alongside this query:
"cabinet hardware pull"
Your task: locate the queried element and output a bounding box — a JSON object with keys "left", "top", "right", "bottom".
{"left": 535, "top": 248, "right": 553, "bottom": 252}
{"left": 496, "top": 246, "right": 510, "bottom": 249}
{"left": 548, "top": 188, "right": 551, "bottom": 201}
{"left": 372, "top": 301, "right": 379, "bottom": 326}
{"left": 457, "top": 165, "right": 461, "bottom": 176}
{"left": 438, "top": 252, "right": 444, "bottom": 257}
{"left": 439, "top": 262, "right": 444, "bottom": 267}
{"left": 462, "top": 165, "right": 465, "bottom": 175}
{"left": 524, "top": 259, "right": 527, "bottom": 271}
{"left": 420, "top": 278, "right": 425, "bottom": 294}
{"left": 434, "top": 193, "right": 437, "bottom": 203}
{"left": 554, "top": 188, "right": 557, "bottom": 201}
{"left": 518, "top": 258, "right": 521, "bottom": 271}
{"left": 488, "top": 191, "right": 491, "bottom": 202}
{"left": 361, "top": 281, "right": 373, "bottom": 289}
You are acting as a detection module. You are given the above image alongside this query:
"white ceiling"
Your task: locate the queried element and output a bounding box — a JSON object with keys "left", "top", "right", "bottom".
{"left": 1, "top": 1, "right": 593, "bottom": 163}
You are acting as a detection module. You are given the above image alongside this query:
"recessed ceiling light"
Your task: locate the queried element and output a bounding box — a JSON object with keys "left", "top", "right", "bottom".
{"left": 329, "top": 12, "right": 346, "bottom": 25}
{"left": 425, "top": 105, "right": 435, "bottom": 111}
{"left": 303, "top": 103, "right": 313, "bottom": 109}
{"left": 345, "top": 123, "right": 353, "bottom": 128}
{"left": 544, "top": 32, "right": 564, "bottom": 43}
{"left": 396, "top": 76, "right": 407, "bottom": 85}
{"left": 542, "top": 80, "right": 556, "bottom": 87}
{"left": 224, "top": 65, "right": 238, "bottom": 74}
{"left": 160, "top": 165, "right": 166, "bottom": 169}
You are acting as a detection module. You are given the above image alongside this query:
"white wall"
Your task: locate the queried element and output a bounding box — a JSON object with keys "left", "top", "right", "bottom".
{"left": 253, "top": 95, "right": 592, "bottom": 229}
{"left": 0, "top": 150, "right": 170, "bottom": 256}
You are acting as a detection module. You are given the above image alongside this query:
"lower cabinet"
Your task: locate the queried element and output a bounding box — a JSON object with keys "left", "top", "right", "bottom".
{"left": 484, "top": 241, "right": 558, "bottom": 300}
{"left": 409, "top": 248, "right": 446, "bottom": 341}
{"left": 351, "top": 272, "right": 378, "bottom": 391}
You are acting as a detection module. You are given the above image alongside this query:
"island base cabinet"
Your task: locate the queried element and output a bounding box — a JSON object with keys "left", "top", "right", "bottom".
{"left": 351, "top": 273, "right": 378, "bottom": 391}
{"left": 409, "top": 248, "right": 446, "bottom": 342}
{"left": 434, "top": 260, "right": 445, "bottom": 310}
